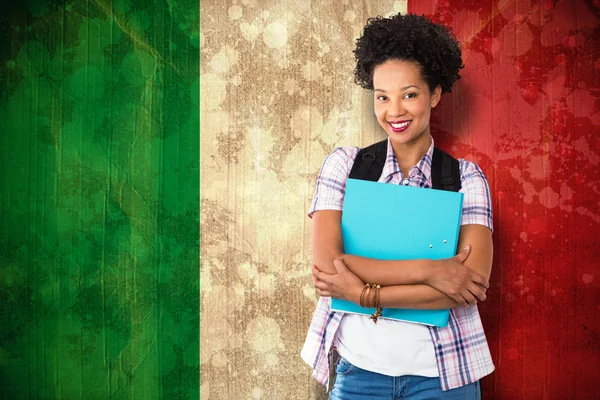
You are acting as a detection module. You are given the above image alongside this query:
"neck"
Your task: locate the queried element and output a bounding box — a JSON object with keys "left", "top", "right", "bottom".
{"left": 390, "top": 133, "right": 432, "bottom": 177}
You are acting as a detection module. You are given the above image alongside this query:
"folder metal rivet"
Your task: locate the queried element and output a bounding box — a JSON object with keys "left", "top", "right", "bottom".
{"left": 443, "top": 240, "right": 447, "bottom": 243}
{"left": 429, "top": 244, "right": 433, "bottom": 248}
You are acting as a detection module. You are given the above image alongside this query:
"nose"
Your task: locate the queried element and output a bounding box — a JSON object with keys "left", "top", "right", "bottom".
{"left": 389, "top": 100, "right": 406, "bottom": 118}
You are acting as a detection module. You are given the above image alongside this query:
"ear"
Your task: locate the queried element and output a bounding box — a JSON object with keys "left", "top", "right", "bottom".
{"left": 430, "top": 85, "right": 442, "bottom": 108}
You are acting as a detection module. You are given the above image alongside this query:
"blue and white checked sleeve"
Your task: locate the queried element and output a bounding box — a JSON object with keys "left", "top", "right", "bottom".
{"left": 308, "top": 146, "right": 359, "bottom": 218}
{"left": 459, "top": 160, "right": 494, "bottom": 231}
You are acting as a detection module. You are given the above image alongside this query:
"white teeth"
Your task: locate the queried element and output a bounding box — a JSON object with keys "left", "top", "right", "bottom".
{"left": 390, "top": 121, "right": 410, "bottom": 128}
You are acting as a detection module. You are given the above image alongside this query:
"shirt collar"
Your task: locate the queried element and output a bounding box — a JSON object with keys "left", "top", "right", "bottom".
{"left": 381, "top": 137, "right": 434, "bottom": 181}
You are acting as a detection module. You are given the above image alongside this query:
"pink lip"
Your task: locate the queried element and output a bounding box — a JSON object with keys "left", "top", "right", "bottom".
{"left": 388, "top": 120, "right": 412, "bottom": 133}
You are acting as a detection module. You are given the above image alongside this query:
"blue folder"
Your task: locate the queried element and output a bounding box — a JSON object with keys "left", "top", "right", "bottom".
{"left": 330, "top": 178, "right": 464, "bottom": 327}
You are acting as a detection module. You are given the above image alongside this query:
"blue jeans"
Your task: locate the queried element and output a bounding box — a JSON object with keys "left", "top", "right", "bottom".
{"left": 330, "top": 357, "right": 481, "bottom": 400}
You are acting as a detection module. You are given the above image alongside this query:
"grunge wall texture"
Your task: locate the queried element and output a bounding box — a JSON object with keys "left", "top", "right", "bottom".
{"left": 201, "top": 0, "right": 599, "bottom": 399}
{"left": 408, "top": 1, "right": 600, "bottom": 398}
{"left": 200, "top": 1, "right": 410, "bottom": 399}
{"left": 1, "top": 0, "right": 598, "bottom": 399}
{"left": 0, "top": 1, "right": 199, "bottom": 399}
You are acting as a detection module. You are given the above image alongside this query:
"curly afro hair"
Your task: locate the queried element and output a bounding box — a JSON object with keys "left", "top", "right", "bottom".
{"left": 353, "top": 13, "right": 463, "bottom": 94}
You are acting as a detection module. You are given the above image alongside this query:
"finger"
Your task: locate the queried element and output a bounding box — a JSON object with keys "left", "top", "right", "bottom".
{"left": 312, "top": 265, "right": 334, "bottom": 284}
{"left": 469, "top": 271, "right": 489, "bottom": 289}
{"left": 469, "top": 284, "right": 487, "bottom": 302}
{"left": 453, "top": 245, "right": 471, "bottom": 263}
{"left": 314, "top": 270, "right": 334, "bottom": 284}
{"left": 461, "top": 291, "right": 478, "bottom": 306}
{"left": 451, "top": 294, "right": 468, "bottom": 307}
{"left": 446, "top": 291, "right": 467, "bottom": 306}
{"left": 312, "top": 274, "right": 321, "bottom": 287}
{"left": 312, "top": 264, "right": 318, "bottom": 276}
{"left": 313, "top": 280, "right": 331, "bottom": 290}
{"left": 316, "top": 289, "right": 332, "bottom": 297}
{"left": 311, "top": 266, "right": 319, "bottom": 285}
{"left": 333, "top": 257, "right": 348, "bottom": 272}
{"left": 313, "top": 263, "right": 325, "bottom": 272}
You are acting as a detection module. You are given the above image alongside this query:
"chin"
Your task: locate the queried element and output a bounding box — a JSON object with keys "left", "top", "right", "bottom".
{"left": 388, "top": 132, "right": 416, "bottom": 143}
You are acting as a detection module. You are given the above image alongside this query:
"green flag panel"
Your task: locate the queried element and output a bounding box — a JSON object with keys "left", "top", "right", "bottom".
{"left": 0, "top": 1, "right": 199, "bottom": 399}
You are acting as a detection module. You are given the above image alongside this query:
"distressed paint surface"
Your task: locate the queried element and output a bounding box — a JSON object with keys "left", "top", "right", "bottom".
{"left": 0, "top": 1, "right": 199, "bottom": 399}
{"left": 200, "top": 1, "right": 407, "bottom": 399}
{"left": 408, "top": 0, "right": 600, "bottom": 399}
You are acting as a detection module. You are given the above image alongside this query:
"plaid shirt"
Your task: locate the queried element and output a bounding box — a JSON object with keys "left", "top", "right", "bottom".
{"left": 301, "top": 138, "right": 495, "bottom": 391}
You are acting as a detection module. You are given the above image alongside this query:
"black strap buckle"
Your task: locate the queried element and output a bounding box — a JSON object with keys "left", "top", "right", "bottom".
{"left": 441, "top": 176, "right": 455, "bottom": 186}
{"left": 361, "top": 152, "right": 376, "bottom": 162}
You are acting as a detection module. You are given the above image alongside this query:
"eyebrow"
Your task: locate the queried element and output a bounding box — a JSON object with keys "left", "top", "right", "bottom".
{"left": 374, "top": 85, "right": 420, "bottom": 92}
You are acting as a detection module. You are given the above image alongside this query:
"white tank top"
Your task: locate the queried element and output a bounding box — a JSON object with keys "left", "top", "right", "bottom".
{"left": 335, "top": 313, "right": 439, "bottom": 377}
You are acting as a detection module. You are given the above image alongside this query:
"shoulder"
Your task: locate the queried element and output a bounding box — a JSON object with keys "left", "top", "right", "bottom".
{"left": 323, "top": 146, "right": 360, "bottom": 165}
{"left": 309, "top": 145, "right": 361, "bottom": 217}
{"left": 318, "top": 145, "right": 361, "bottom": 177}
{"left": 457, "top": 158, "right": 488, "bottom": 181}
{"left": 456, "top": 158, "right": 493, "bottom": 229}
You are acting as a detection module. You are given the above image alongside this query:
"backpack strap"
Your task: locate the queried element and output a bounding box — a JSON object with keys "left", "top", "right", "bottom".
{"left": 349, "top": 140, "right": 462, "bottom": 192}
{"left": 348, "top": 139, "right": 388, "bottom": 182}
{"left": 431, "top": 147, "right": 462, "bottom": 192}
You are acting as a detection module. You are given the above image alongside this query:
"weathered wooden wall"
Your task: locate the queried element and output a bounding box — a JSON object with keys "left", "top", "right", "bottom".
{"left": 200, "top": 1, "right": 407, "bottom": 398}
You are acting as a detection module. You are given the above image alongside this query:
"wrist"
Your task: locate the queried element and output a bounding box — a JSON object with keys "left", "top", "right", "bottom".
{"left": 349, "top": 283, "right": 364, "bottom": 305}
{"left": 420, "top": 259, "right": 436, "bottom": 284}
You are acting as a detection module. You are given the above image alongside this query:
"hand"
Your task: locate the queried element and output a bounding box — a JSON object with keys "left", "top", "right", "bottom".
{"left": 425, "top": 245, "right": 489, "bottom": 307}
{"left": 312, "top": 258, "right": 365, "bottom": 303}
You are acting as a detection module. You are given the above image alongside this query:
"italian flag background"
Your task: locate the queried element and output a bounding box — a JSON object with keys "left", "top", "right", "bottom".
{"left": 2, "top": 0, "right": 599, "bottom": 399}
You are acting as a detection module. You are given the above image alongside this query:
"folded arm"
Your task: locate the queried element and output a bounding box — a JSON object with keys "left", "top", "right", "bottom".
{"left": 313, "top": 210, "right": 435, "bottom": 285}
{"left": 312, "top": 210, "right": 493, "bottom": 308}
{"left": 378, "top": 224, "right": 493, "bottom": 309}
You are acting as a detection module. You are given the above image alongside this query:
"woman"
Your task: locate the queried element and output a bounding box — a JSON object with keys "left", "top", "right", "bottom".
{"left": 301, "top": 14, "right": 494, "bottom": 399}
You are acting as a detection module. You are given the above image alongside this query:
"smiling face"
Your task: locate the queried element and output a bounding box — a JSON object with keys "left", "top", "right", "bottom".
{"left": 372, "top": 59, "right": 442, "bottom": 150}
